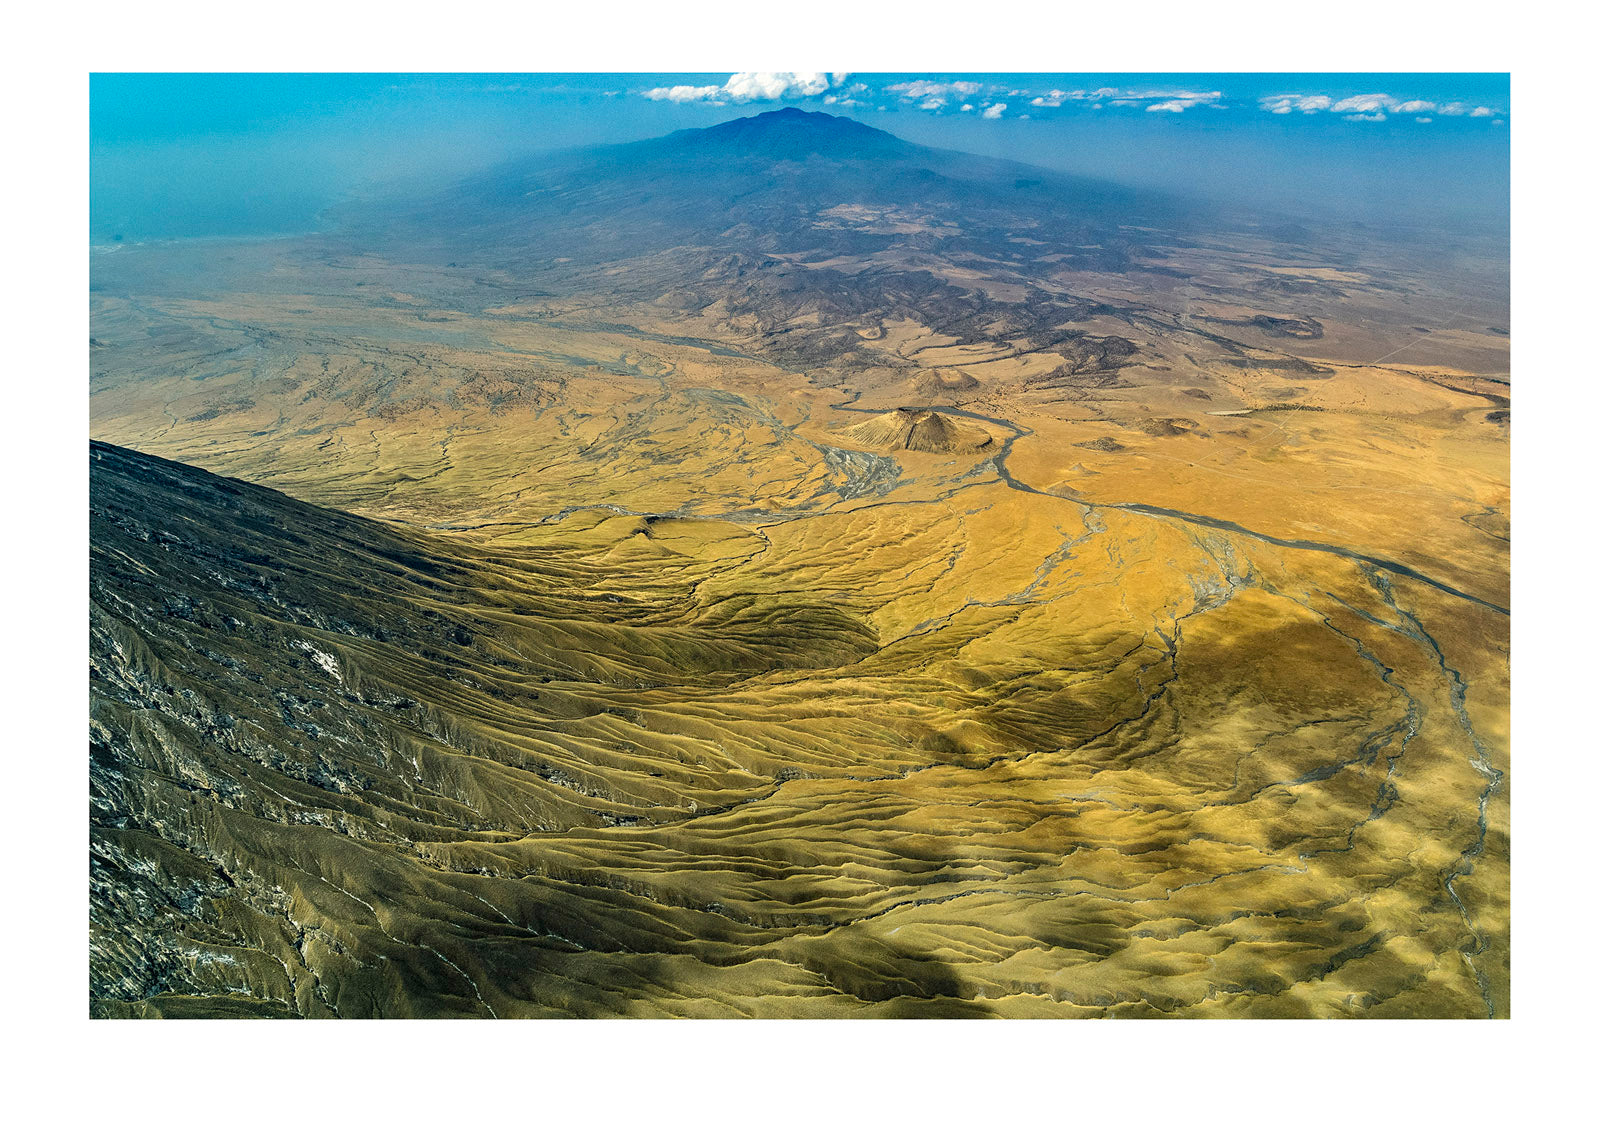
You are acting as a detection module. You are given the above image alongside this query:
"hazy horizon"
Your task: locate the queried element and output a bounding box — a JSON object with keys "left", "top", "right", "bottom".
{"left": 90, "top": 72, "right": 1510, "bottom": 244}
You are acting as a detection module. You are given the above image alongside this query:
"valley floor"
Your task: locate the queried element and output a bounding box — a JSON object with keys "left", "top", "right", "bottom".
{"left": 89, "top": 219, "right": 1509, "bottom": 1018}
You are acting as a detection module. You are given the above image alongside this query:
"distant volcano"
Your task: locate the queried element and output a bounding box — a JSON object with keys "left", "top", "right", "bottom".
{"left": 651, "top": 106, "right": 914, "bottom": 161}
{"left": 339, "top": 107, "right": 1182, "bottom": 270}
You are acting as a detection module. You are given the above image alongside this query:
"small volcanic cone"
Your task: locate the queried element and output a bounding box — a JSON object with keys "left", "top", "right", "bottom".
{"left": 841, "top": 409, "right": 994, "bottom": 454}
{"left": 914, "top": 369, "right": 981, "bottom": 398}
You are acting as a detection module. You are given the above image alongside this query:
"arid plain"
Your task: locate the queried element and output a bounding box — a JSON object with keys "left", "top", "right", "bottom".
{"left": 90, "top": 109, "right": 1508, "bottom": 1017}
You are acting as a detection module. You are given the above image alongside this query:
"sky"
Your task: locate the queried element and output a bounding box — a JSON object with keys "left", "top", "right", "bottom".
{"left": 90, "top": 72, "right": 1510, "bottom": 242}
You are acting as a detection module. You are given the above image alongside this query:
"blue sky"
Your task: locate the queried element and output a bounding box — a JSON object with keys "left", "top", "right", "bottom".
{"left": 90, "top": 73, "right": 1510, "bottom": 241}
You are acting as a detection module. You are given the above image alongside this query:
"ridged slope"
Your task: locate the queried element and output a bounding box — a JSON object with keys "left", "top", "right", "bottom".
{"left": 840, "top": 409, "right": 995, "bottom": 454}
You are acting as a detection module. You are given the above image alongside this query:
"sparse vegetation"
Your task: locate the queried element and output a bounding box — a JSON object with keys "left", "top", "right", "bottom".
{"left": 89, "top": 108, "right": 1509, "bottom": 1018}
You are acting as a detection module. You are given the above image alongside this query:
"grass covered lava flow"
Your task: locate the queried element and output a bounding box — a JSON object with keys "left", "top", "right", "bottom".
{"left": 89, "top": 108, "right": 1509, "bottom": 1018}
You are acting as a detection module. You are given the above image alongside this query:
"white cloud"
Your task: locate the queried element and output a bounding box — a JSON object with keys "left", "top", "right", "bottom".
{"left": 724, "top": 72, "right": 831, "bottom": 101}
{"left": 1331, "top": 94, "right": 1396, "bottom": 114}
{"left": 1258, "top": 94, "right": 1333, "bottom": 114}
{"left": 643, "top": 72, "right": 841, "bottom": 105}
{"left": 643, "top": 84, "right": 725, "bottom": 103}
{"left": 1415, "top": 116, "right": 1433, "bottom": 124}
{"left": 1081, "top": 88, "right": 1224, "bottom": 111}
{"left": 1260, "top": 91, "right": 1503, "bottom": 121}
{"left": 982, "top": 103, "right": 1006, "bottom": 119}
{"left": 960, "top": 103, "right": 974, "bottom": 112}
{"left": 884, "top": 80, "right": 996, "bottom": 113}
{"left": 887, "top": 80, "right": 985, "bottom": 102}
{"left": 1023, "top": 86, "right": 1220, "bottom": 110}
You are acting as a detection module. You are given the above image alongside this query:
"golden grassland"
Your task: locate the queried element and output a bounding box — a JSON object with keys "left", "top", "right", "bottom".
{"left": 89, "top": 229, "right": 1509, "bottom": 1017}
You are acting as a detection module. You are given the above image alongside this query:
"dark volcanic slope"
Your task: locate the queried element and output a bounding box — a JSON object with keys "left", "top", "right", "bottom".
{"left": 89, "top": 441, "right": 890, "bottom": 1016}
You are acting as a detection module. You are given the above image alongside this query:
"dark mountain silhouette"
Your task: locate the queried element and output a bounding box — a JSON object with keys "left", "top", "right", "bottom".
{"left": 649, "top": 105, "right": 915, "bottom": 161}
{"left": 339, "top": 108, "right": 1187, "bottom": 269}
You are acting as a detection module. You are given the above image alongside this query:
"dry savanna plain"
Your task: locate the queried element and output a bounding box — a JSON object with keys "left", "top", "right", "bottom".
{"left": 89, "top": 109, "right": 1509, "bottom": 1018}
